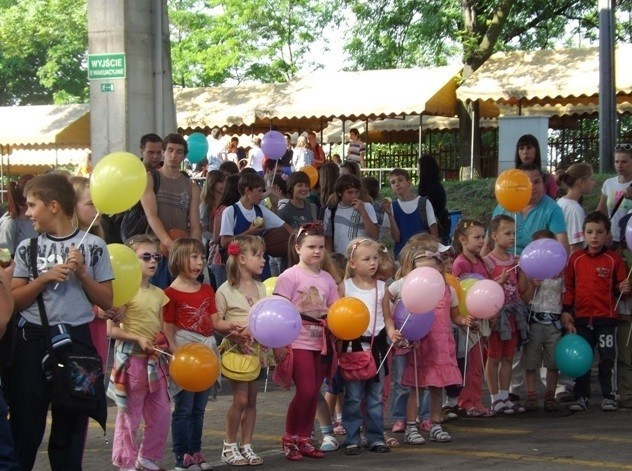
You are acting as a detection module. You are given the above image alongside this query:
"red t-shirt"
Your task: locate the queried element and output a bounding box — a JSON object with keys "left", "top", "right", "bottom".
{"left": 164, "top": 284, "right": 217, "bottom": 337}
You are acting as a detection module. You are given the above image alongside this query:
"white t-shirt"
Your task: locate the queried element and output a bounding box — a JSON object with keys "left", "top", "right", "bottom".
{"left": 323, "top": 202, "right": 378, "bottom": 254}
{"left": 219, "top": 201, "right": 284, "bottom": 236}
{"left": 249, "top": 147, "right": 265, "bottom": 172}
{"left": 343, "top": 278, "right": 386, "bottom": 340}
{"left": 395, "top": 196, "right": 437, "bottom": 226}
{"left": 602, "top": 176, "right": 632, "bottom": 242}
{"left": 557, "top": 197, "right": 585, "bottom": 246}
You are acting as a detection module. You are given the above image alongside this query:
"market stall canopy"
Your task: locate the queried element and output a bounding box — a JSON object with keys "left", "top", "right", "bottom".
{"left": 457, "top": 44, "right": 632, "bottom": 115}
{"left": 0, "top": 104, "right": 90, "bottom": 148}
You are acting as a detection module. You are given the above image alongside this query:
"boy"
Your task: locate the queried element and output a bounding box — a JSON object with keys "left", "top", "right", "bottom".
{"left": 483, "top": 215, "right": 528, "bottom": 415}
{"left": 386, "top": 169, "right": 438, "bottom": 258}
{"left": 219, "top": 173, "right": 292, "bottom": 279}
{"left": 278, "top": 171, "right": 318, "bottom": 229}
{"left": 520, "top": 229, "right": 563, "bottom": 412}
{"left": 562, "top": 211, "right": 630, "bottom": 412}
{"left": 9, "top": 173, "right": 113, "bottom": 470}
{"left": 346, "top": 128, "right": 365, "bottom": 167}
{"left": 323, "top": 174, "right": 378, "bottom": 254}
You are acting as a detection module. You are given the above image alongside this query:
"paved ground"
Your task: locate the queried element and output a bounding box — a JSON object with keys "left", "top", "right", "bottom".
{"left": 31, "top": 375, "right": 632, "bottom": 471}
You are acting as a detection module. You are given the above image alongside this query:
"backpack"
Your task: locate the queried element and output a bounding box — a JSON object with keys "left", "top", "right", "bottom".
{"left": 416, "top": 196, "right": 451, "bottom": 245}
{"left": 119, "top": 170, "right": 160, "bottom": 241}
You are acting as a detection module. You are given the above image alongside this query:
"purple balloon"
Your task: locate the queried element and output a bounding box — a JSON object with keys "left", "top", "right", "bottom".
{"left": 248, "top": 296, "right": 301, "bottom": 348}
{"left": 261, "top": 131, "right": 286, "bottom": 160}
{"left": 392, "top": 301, "right": 434, "bottom": 341}
{"left": 626, "top": 216, "right": 632, "bottom": 250}
{"left": 519, "top": 238, "right": 567, "bottom": 279}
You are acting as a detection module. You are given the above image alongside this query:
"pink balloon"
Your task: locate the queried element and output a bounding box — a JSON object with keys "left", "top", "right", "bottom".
{"left": 465, "top": 280, "right": 505, "bottom": 319}
{"left": 401, "top": 267, "right": 445, "bottom": 314}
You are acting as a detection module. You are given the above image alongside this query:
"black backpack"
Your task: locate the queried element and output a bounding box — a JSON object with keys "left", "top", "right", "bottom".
{"left": 119, "top": 170, "right": 160, "bottom": 242}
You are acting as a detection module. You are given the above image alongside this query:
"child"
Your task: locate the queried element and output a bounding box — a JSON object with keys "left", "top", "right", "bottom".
{"left": 520, "top": 230, "right": 563, "bottom": 412}
{"left": 108, "top": 235, "right": 171, "bottom": 471}
{"left": 562, "top": 211, "right": 631, "bottom": 411}
{"left": 9, "top": 173, "right": 113, "bottom": 470}
{"left": 278, "top": 171, "right": 318, "bottom": 228}
{"left": 215, "top": 235, "right": 277, "bottom": 466}
{"left": 557, "top": 162, "right": 595, "bottom": 252}
{"left": 400, "top": 235, "right": 472, "bottom": 444}
{"left": 386, "top": 169, "right": 438, "bottom": 258}
{"left": 483, "top": 215, "right": 529, "bottom": 415}
{"left": 450, "top": 219, "right": 492, "bottom": 416}
{"left": 339, "top": 238, "right": 402, "bottom": 455}
{"left": 617, "top": 214, "right": 632, "bottom": 408}
{"left": 323, "top": 174, "right": 378, "bottom": 254}
{"left": 273, "top": 223, "right": 339, "bottom": 461}
{"left": 163, "top": 238, "right": 234, "bottom": 471}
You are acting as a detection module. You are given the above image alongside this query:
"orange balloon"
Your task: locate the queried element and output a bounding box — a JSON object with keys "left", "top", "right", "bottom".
{"left": 328, "top": 297, "right": 370, "bottom": 340}
{"left": 299, "top": 165, "right": 319, "bottom": 188}
{"left": 494, "top": 169, "right": 532, "bottom": 212}
{"left": 169, "top": 343, "right": 219, "bottom": 392}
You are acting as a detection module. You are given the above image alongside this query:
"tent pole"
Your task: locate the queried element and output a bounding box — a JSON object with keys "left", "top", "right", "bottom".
{"left": 470, "top": 103, "right": 475, "bottom": 180}
{"left": 418, "top": 114, "right": 422, "bottom": 161}
{"left": 342, "top": 120, "right": 346, "bottom": 160}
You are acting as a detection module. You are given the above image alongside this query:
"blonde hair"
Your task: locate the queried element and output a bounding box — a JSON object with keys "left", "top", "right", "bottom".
{"left": 344, "top": 238, "right": 380, "bottom": 279}
{"left": 557, "top": 162, "right": 593, "bottom": 190}
{"left": 451, "top": 218, "right": 485, "bottom": 256}
{"left": 168, "top": 238, "right": 206, "bottom": 277}
{"left": 226, "top": 235, "right": 266, "bottom": 286}
{"left": 69, "top": 176, "right": 104, "bottom": 239}
{"left": 375, "top": 244, "right": 396, "bottom": 280}
{"left": 124, "top": 234, "right": 159, "bottom": 252}
{"left": 396, "top": 234, "right": 443, "bottom": 279}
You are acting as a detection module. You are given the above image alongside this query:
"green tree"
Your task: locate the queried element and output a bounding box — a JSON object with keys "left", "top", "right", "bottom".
{"left": 0, "top": 0, "right": 88, "bottom": 105}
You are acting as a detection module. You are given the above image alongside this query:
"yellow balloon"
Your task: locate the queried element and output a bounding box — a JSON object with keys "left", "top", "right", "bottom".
{"left": 458, "top": 278, "right": 479, "bottom": 318}
{"left": 107, "top": 243, "right": 142, "bottom": 307}
{"left": 263, "top": 276, "right": 278, "bottom": 296}
{"left": 91, "top": 152, "right": 148, "bottom": 214}
{"left": 299, "top": 165, "right": 319, "bottom": 188}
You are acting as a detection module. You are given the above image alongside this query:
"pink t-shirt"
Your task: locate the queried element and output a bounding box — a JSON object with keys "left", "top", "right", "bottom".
{"left": 274, "top": 265, "right": 339, "bottom": 351}
{"left": 452, "top": 254, "right": 489, "bottom": 280}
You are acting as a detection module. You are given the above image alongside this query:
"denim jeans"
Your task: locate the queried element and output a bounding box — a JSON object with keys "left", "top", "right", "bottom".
{"left": 172, "top": 388, "right": 211, "bottom": 457}
{"left": 210, "top": 264, "right": 227, "bottom": 290}
{"left": 390, "top": 354, "right": 410, "bottom": 422}
{"left": 0, "top": 388, "right": 20, "bottom": 470}
{"left": 342, "top": 370, "right": 386, "bottom": 447}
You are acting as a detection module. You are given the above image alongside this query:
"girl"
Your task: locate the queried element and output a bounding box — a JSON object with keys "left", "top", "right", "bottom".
{"left": 163, "top": 238, "right": 235, "bottom": 471}
{"left": 451, "top": 219, "right": 493, "bottom": 417}
{"left": 401, "top": 235, "right": 473, "bottom": 444}
{"left": 273, "top": 223, "right": 339, "bottom": 461}
{"left": 557, "top": 163, "right": 595, "bottom": 252}
{"left": 209, "top": 174, "right": 241, "bottom": 289}
{"left": 108, "top": 235, "right": 171, "bottom": 471}
{"left": 293, "top": 135, "right": 314, "bottom": 169}
{"left": 339, "top": 238, "right": 402, "bottom": 455}
{"left": 317, "top": 162, "right": 340, "bottom": 219}
{"left": 0, "top": 173, "right": 36, "bottom": 256}
{"left": 215, "top": 235, "right": 279, "bottom": 466}
{"left": 200, "top": 170, "right": 226, "bottom": 249}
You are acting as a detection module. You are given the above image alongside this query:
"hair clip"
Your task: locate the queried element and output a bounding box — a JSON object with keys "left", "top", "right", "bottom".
{"left": 227, "top": 242, "right": 240, "bottom": 256}
{"left": 414, "top": 250, "right": 444, "bottom": 262}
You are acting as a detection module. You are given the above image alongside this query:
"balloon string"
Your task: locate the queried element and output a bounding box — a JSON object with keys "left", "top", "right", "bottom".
{"left": 376, "top": 313, "right": 411, "bottom": 374}
{"left": 513, "top": 212, "right": 518, "bottom": 256}
{"left": 615, "top": 266, "right": 632, "bottom": 312}
{"left": 54, "top": 211, "right": 100, "bottom": 290}
{"left": 152, "top": 347, "right": 173, "bottom": 358}
{"left": 462, "top": 326, "right": 469, "bottom": 387}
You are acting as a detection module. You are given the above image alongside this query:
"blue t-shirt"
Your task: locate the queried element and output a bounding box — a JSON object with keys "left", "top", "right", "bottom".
{"left": 492, "top": 195, "right": 566, "bottom": 255}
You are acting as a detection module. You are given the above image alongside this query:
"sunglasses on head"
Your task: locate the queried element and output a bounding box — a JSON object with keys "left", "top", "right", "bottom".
{"left": 297, "top": 222, "right": 324, "bottom": 239}
{"left": 615, "top": 143, "right": 632, "bottom": 152}
{"left": 138, "top": 252, "right": 163, "bottom": 262}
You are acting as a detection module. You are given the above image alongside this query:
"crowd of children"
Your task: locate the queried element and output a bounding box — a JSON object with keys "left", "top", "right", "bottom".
{"left": 4, "top": 150, "right": 632, "bottom": 471}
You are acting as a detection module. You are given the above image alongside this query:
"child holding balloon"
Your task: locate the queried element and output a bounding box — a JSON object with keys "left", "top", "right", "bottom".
{"left": 163, "top": 238, "right": 235, "bottom": 471}
{"left": 215, "top": 235, "right": 280, "bottom": 466}
{"left": 273, "top": 222, "right": 339, "bottom": 461}
{"left": 108, "top": 234, "right": 171, "bottom": 471}
{"left": 338, "top": 238, "right": 402, "bottom": 455}
{"left": 400, "top": 235, "right": 473, "bottom": 444}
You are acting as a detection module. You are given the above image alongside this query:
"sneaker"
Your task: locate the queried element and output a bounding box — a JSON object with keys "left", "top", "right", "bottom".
{"left": 191, "top": 452, "right": 212, "bottom": 471}
{"left": 332, "top": 420, "right": 347, "bottom": 435}
{"left": 319, "top": 434, "right": 339, "bottom": 452}
{"left": 391, "top": 420, "right": 406, "bottom": 433}
{"left": 175, "top": 454, "right": 201, "bottom": 471}
{"left": 135, "top": 456, "right": 165, "bottom": 471}
{"left": 555, "top": 385, "right": 573, "bottom": 402}
{"left": 524, "top": 395, "right": 539, "bottom": 412}
{"left": 601, "top": 398, "right": 619, "bottom": 411}
{"left": 570, "top": 397, "right": 589, "bottom": 411}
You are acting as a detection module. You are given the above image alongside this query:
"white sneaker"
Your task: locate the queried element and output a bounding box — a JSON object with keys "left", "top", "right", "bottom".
{"left": 570, "top": 397, "right": 589, "bottom": 411}
{"left": 320, "top": 434, "right": 339, "bottom": 452}
{"left": 601, "top": 398, "right": 618, "bottom": 411}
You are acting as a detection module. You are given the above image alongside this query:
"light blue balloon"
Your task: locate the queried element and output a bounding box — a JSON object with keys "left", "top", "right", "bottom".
{"left": 554, "top": 334, "right": 593, "bottom": 377}
{"left": 187, "top": 133, "right": 208, "bottom": 164}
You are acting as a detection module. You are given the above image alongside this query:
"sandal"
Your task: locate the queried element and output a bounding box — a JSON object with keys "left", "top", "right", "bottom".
{"left": 240, "top": 444, "right": 263, "bottom": 466}
{"left": 281, "top": 436, "right": 303, "bottom": 461}
{"left": 404, "top": 427, "right": 426, "bottom": 445}
{"left": 297, "top": 438, "right": 325, "bottom": 458}
{"left": 369, "top": 443, "right": 390, "bottom": 453}
{"left": 386, "top": 437, "right": 401, "bottom": 448}
{"left": 429, "top": 423, "right": 452, "bottom": 443}
{"left": 221, "top": 441, "right": 249, "bottom": 466}
{"left": 345, "top": 444, "right": 361, "bottom": 456}
{"left": 466, "top": 407, "right": 484, "bottom": 417}
{"left": 491, "top": 399, "right": 511, "bottom": 415}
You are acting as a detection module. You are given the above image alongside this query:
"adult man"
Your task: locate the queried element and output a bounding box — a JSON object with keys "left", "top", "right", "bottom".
{"left": 346, "top": 128, "right": 366, "bottom": 167}
{"left": 141, "top": 133, "right": 201, "bottom": 288}
{"left": 140, "top": 133, "right": 163, "bottom": 171}
{"left": 307, "top": 131, "right": 326, "bottom": 169}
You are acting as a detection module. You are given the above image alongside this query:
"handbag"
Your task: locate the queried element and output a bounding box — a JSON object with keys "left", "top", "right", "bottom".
{"left": 219, "top": 341, "right": 261, "bottom": 382}
{"left": 337, "top": 282, "right": 379, "bottom": 382}
{"left": 28, "top": 238, "right": 104, "bottom": 417}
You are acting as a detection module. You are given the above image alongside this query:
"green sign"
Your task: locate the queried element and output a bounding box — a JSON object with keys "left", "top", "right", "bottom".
{"left": 100, "top": 83, "right": 114, "bottom": 92}
{"left": 88, "top": 53, "right": 126, "bottom": 80}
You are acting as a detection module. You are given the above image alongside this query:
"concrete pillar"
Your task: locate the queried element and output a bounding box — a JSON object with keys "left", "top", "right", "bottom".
{"left": 88, "top": 0, "right": 176, "bottom": 163}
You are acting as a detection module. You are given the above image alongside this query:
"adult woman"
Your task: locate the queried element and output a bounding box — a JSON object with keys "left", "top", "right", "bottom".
{"left": 199, "top": 170, "right": 226, "bottom": 246}
{"left": 316, "top": 161, "right": 340, "bottom": 219}
{"left": 514, "top": 134, "right": 557, "bottom": 198}
{"left": 417, "top": 154, "right": 450, "bottom": 244}
{"left": 0, "top": 174, "right": 37, "bottom": 256}
{"left": 597, "top": 143, "right": 632, "bottom": 247}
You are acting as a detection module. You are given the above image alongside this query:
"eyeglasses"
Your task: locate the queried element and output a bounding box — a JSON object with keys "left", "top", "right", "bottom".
{"left": 615, "top": 143, "right": 632, "bottom": 151}
{"left": 297, "top": 222, "right": 324, "bottom": 240}
{"left": 138, "top": 252, "right": 163, "bottom": 262}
